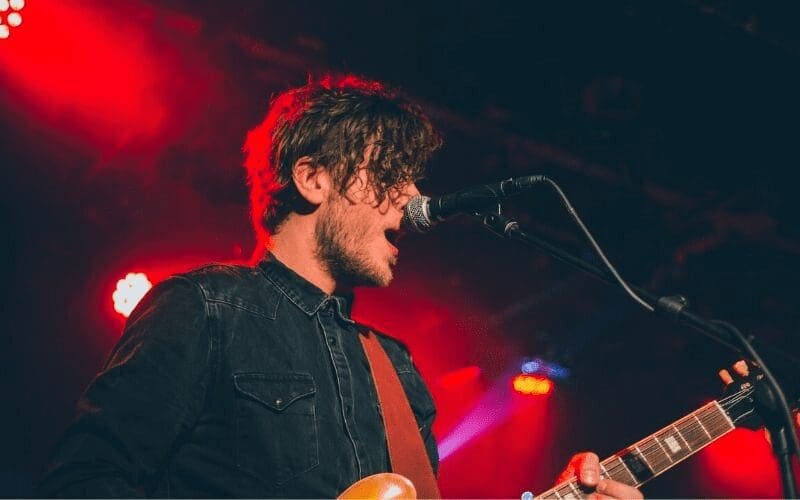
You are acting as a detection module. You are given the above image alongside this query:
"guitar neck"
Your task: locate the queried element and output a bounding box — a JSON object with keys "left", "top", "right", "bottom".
{"left": 536, "top": 400, "right": 736, "bottom": 499}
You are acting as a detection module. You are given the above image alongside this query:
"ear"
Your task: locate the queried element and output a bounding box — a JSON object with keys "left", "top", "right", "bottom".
{"left": 291, "top": 157, "right": 332, "bottom": 206}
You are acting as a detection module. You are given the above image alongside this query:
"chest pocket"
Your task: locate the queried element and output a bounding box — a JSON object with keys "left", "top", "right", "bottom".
{"left": 233, "top": 372, "right": 319, "bottom": 487}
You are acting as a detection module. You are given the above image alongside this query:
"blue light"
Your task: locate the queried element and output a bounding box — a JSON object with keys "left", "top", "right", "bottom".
{"left": 519, "top": 358, "right": 570, "bottom": 379}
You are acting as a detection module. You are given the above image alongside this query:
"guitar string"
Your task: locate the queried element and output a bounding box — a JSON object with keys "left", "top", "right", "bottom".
{"left": 539, "top": 391, "right": 752, "bottom": 498}
{"left": 613, "top": 404, "right": 735, "bottom": 470}
{"left": 545, "top": 419, "right": 733, "bottom": 498}
{"left": 616, "top": 390, "right": 750, "bottom": 464}
{"left": 541, "top": 396, "right": 749, "bottom": 497}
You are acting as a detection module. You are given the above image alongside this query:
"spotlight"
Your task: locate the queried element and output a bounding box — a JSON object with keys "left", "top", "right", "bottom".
{"left": 0, "top": 1, "right": 8, "bottom": 12}
{"left": 512, "top": 374, "right": 553, "bottom": 396}
{"left": 112, "top": 272, "right": 153, "bottom": 318}
{"left": 7, "top": 11, "right": 20, "bottom": 27}
{"left": 9, "top": 0, "right": 23, "bottom": 10}
{"left": 0, "top": 24, "right": 8, "bottom": 39}
{"left": 520, "top": 357, "right": 570, "bottom": 379}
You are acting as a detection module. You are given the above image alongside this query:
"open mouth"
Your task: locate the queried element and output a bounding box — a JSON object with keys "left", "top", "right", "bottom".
{"left": 384, "top": 228, "right": 401, "bottom": 246}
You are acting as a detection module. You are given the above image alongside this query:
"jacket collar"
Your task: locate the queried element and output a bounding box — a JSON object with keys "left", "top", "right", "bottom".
{"left": 258, "top": 254, "right": 354, "bottom": 322}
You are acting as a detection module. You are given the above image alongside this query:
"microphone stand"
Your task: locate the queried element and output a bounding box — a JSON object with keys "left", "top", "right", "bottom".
{"left": 479, "top": 211, "right": 799, "bottom": 498}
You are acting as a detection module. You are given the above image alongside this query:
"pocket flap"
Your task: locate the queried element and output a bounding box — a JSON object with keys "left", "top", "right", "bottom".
{"left": 233, "top": 372, "right": 316, "bottom": 412}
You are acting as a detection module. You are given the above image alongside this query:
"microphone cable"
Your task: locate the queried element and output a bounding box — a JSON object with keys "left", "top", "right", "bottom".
{"left": 523, "top": 175, "right": 655, "bottom": 313}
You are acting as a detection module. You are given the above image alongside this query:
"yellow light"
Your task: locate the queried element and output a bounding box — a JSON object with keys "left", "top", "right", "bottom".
{"left": 512, "top": 374, "right": 554, "bottom": 395}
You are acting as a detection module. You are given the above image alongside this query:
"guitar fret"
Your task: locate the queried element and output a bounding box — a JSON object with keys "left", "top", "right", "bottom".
{"left": 600, "top": 458, "right": 628, "bottom": 485}
{"left": 693, "top": 413, "right": 712, "bottom": 440}
{"left": 657, "top": 427, "right": 690, "bottom": 463}
{"left": 532, "top": 393, "right": 749, "bottom": 499}
{"left": 633, "top": 445, "right": 653, "bottom": 470}
{"left": 638, "top": 437, "right": 671, "bottom": 473}
{"left": 671, "top": 424, "right": 691, "bottom": 451}
{"left": 653, "top": 435, "right": 673, "bottom": 464}
{"left": 615, "top": 456, "right": 638, "bottom": 485}
{"left": 567, "top": 481, "right": 581, "bottom": 498}
{"left": 599, "top": 462, "right": 609, "bottom": 479}
{"left": 698, "top": 403, "right": 735, "bottom": 438}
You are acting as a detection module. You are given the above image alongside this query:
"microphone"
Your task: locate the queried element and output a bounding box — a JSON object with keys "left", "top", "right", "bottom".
{"left": 402, "top": 174, "right": 544, "bottom": 233}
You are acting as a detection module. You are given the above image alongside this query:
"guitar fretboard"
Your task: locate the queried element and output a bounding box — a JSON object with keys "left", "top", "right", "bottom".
{"left": 536, "top": 400, "right": 735, "bottom": 499}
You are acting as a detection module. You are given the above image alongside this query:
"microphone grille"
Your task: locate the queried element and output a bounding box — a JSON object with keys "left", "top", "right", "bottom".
{"left": 402, "top": 195, "right": 433, "bottom": 233}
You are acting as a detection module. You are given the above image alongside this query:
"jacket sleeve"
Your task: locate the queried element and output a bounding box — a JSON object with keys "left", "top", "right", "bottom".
{"left": 37, "top": 276, "right": 212, "bottom": 497}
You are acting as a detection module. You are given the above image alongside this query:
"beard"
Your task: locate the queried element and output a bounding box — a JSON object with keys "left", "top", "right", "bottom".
{"left": 314, "top": 199, "right": 394, "bottom": 289}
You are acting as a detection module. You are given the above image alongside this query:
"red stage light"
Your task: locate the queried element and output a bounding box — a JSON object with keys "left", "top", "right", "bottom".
{"left": 9, "top": 0, "right": 23, "bottom": 10}
{"left": 7, "top": 11, "right": 20, "bottom": 26}
{"left": 0, "top": 0, "right": 9, "bottom": 12}
{"left": 0, "top": 24, "right": 8, "bottom": 39}
{"left": 112, "top": 272, "right": 153, "bottom": 318}
{"left": 511, "top": 374, "right": 553, "bottom": 396}
{"left": 437, "top": 365, "right": 482, "bottom": 390}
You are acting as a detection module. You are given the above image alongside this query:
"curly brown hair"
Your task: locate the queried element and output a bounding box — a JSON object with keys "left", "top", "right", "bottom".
{"left": 243, "top": 74, "right": 442, "bottom": 249}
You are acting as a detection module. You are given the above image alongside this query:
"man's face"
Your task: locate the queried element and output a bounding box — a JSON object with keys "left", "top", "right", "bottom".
{"left": 314, "top": 167, "right": 417, "bottom": 289}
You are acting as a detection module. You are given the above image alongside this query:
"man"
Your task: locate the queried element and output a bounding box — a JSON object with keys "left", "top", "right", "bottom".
{"left": 38, "top": 75, "right": 642, "bottom": 498}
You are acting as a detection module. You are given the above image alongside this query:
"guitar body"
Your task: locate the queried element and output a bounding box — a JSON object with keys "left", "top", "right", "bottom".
{"left": 338, "top": 472, "right": 417, "bottom": 500}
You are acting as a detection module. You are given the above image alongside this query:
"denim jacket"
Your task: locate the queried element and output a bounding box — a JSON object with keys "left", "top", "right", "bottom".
{"left": 38, "top": 257, "right": 438, "bottom": 498}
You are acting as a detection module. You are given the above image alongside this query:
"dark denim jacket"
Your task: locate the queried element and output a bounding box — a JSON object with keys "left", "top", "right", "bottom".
{"left": 38, "top": 257, "right": 438, "bottom": 498}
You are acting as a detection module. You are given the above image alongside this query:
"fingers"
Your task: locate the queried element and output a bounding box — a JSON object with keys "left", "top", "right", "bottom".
{"left": 558, "top": 453, "right": 644, "bottom": 498}
{"left": 556, "top": 452, "right": 600, "bottom": 486}
{"left": 587, "top": 479, "right": 644, "bottom": 500}
{"left": 577, "top": 452, "right": 601, "bottom": 487}
{"left": 555, "top": 453, "right": 580, "bottom": 483}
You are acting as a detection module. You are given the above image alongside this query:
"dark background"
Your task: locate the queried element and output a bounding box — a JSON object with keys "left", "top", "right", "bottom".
{"left": 2, "top": 0, "right": 799, "bottom": 497}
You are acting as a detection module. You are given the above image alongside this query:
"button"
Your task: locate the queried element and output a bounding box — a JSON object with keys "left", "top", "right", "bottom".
{"left": 328, "top": 337, "right": 337, "bottom": 346}
{"left": 275, "top": 398, "right": 283, "bottom": 406}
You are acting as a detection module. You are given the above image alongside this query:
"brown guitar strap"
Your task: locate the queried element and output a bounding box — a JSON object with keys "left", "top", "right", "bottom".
{"left": 359, "top": 331, "right": 441, "bottom": 499}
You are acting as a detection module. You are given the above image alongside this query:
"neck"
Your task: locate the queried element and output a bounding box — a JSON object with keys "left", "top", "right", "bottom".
{"left": 268, "top": 215, "right": 339, "bottom": 295}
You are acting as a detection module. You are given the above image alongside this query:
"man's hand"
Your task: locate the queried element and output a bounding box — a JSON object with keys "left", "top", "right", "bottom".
{"left": 557, "top": 452, "right": 644, "bottom": 499}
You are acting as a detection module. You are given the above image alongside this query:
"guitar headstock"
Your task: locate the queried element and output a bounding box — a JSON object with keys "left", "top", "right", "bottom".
{"left": 719, "top": 359, "right": 800, "bottom": 436}
{"left": 719, "top": 369, "right": 763, "bottom": 430}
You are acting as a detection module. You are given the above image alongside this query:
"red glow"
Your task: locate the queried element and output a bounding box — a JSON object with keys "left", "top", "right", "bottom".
{"left": 112, "top": 272, "right": 152, "bottom": 318}
{"left": 0, "top": 0, "right": 216, "bottom": 158}
{"left": 512, "top": 374, "right": 553, "bottom": 396}
{"left": 694, "top": 428, "right": 787, "bottom": 497}
{"left": 437, "top": 365, "right": 482, "bottom": 390}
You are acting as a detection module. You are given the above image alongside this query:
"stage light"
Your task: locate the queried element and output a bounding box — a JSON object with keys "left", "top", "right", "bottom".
{"left": 0, "top": 1, "right": 9, "bottom": 12}
{"left": 7, "top": 11, "right": 20, "bottom": 27}
{"left": 520, "top": 357, "right": 570, "bottom": 379}
{"left": 437, "top": 365, "right": 481, "bottom": 390}
{"left": 0, "top": 24, "right": 8, "bottom": 39}
{"left": 9, "top": 0, "right": 23, "bottom": 10}
{"left": 512, "top": 374, "right": 553, "bottom": 396}
{"left": 112, "top": 272, "right": 153, "bottom": 318}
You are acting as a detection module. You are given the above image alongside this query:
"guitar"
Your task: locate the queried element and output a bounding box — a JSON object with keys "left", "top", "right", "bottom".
{"left": 340, "top": 374, "right": 775, "bottom": 499}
